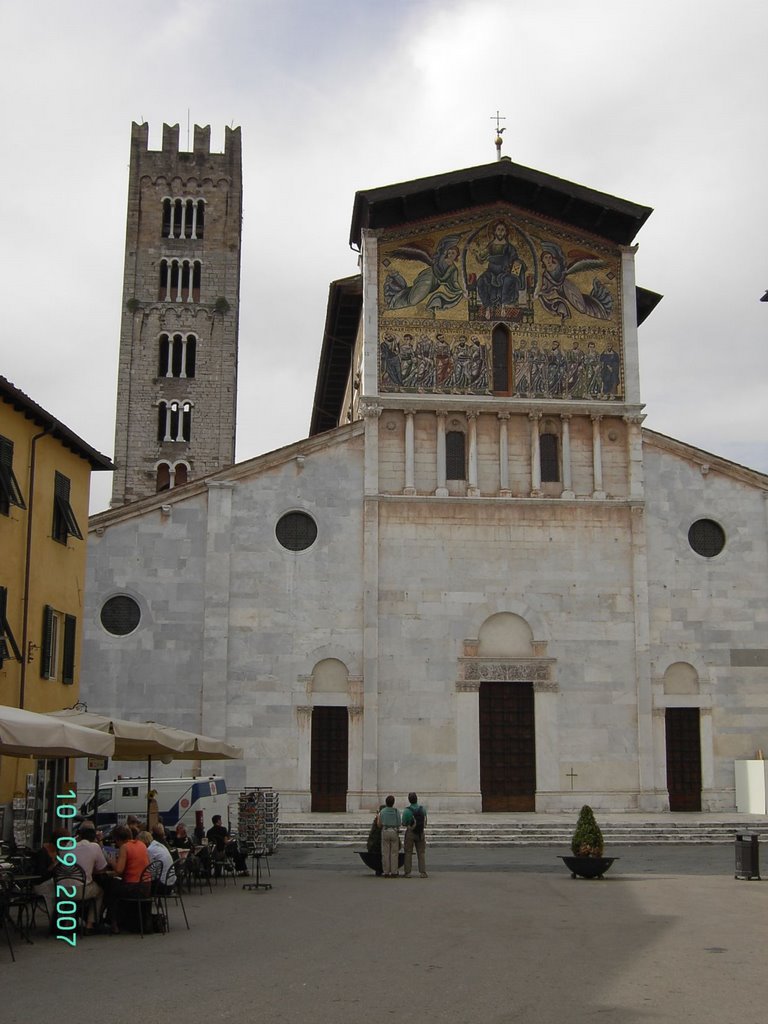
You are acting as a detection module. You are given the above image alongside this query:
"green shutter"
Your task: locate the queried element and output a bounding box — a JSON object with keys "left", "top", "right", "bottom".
{"left": 0, "top": 586, "right": 22, "bottom": 666}
{"left": 41, "top": 604, "right": 54, "bottom": 678}
{"left": 62, "top": 614, "right": 77, "bottom": 685}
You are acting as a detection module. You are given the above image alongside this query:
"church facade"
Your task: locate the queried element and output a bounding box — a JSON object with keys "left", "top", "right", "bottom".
{"left": 81, "top": 154, "right": 768, "bottom": 814}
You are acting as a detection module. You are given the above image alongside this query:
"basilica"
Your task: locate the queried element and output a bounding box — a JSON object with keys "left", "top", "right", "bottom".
{"left": 81, "top": 125, "right": 768, "bottom": 813}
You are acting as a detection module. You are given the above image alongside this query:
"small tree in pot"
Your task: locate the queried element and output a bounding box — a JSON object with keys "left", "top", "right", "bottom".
{"left": 561, "top": 805, "right": 615, "bottom": 878}
{"left": 571, "top": 804, "right": 604, "bottom": 857}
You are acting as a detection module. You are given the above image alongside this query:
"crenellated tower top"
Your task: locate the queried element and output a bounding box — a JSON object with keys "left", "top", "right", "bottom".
{"left": 129, "top": 121, "right": 242, "bottom": 173}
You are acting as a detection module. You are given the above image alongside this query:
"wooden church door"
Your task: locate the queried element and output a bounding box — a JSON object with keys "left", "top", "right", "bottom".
{"left": 479, "top": 681, "right": 536, "bottom": 811}
{"left": 311, "top": 706, "right": 348, "bottom": 812}
{"left": 665, "top": 708, "right": 702, "bottom": 811}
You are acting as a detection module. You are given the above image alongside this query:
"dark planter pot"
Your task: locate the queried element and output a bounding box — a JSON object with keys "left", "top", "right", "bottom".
{"left": 357, "top": 850, "right": 406, "bottom": 875}
{"left": 560, "top": 855, "right": 617, "bottom": 879}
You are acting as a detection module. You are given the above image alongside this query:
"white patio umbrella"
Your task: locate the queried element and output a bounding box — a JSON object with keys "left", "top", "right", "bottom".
{"left": 47, "top": 708, "right": 242, "bottom": 825}
{"left": 0, "top": 704, "right": 115, "bottom": 759}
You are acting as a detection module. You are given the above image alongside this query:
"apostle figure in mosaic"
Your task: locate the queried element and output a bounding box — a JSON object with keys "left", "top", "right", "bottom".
{"left": 537, "top": 242, "right": 613, "bottom": 321}
{"left": 513, "top": 342, "right": 530, "bottom": 395}
{"left": 547, "top": 340, "right": 567, "bottom": 397}
{"left": 584, "top": 341, "right": 602, "bottom": 398}
{"left": 434, "top": 332, "right": 453, "bottom": 389}
{"left": 468, "top": 335, "right": 490, "bottom": 391}
{"left": 528, "top": 339, "right": 547, "bottom": 396}
{"left": 565, "top": 340, "right": 586, "bottom": 398}
{"left": 600, "top": 342, "right": 621, "bottom": 398}
{"left": 380, "top": 334, "right": 402, "bottom": 388}
{"left": 474, "top": 220, "right": 527, "bottom": 311}
{"left": 453, "top": 336, "right": 471, "bottom": 388}
{"left": 414, "top": 334, "right": 436, "bottom": 389}
{"left": 399, "top": 334, "right": 417, "bottom": 388}
{"left": 383, "top": 235, "right": 464, "bottom": 313}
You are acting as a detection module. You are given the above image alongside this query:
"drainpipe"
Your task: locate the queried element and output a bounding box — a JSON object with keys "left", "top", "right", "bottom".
{"left": 19, "top": 423, "right": 55, "bottom": 708}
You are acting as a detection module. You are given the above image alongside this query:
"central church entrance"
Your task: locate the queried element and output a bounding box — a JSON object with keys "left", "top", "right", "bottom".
{"left": 311, "top": 706, "right": 348, "bottom": 811}
{"left": 479, "top": 680, "right": 536, "bottom": 811}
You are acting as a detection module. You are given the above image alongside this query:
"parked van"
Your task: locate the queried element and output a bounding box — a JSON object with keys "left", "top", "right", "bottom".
{"left": 79, "top": 776, "right": 228, "bottom": 830}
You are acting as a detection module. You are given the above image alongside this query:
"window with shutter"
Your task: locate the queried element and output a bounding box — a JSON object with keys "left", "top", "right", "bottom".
{"left": 0, "top": 435, "right": 27, "bottom": 515}
{"left": 41, "top": 604, "right": 55, "bottom": 679}
{"left": 446, "top": 431, "right": 466, "bottom": 480}
{"left": 52, "top": 471, "right": 83, "bottom": 544}
{"left": 540, "top": 433, "right": 560, "bottom": 482}
{"left": 0, "top": 586, "right": 22, "bottom": 667}
{"left": 62, "top": 615, "right": 76, "bottom": 685}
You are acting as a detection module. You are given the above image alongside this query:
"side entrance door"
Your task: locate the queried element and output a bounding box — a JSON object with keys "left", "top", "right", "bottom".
{"left": 311, "top": 706, "right": 348, "bottom": 812}
{"left": 479, "top": 680, "right": 536, "bottom": 811}
{"left": 665, "top": 707, "right": 702, "bottom": 812}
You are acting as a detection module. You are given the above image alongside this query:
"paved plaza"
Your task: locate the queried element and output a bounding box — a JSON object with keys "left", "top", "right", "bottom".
{"left": 3, "top": 844, "right": 766, "bottom": 1024}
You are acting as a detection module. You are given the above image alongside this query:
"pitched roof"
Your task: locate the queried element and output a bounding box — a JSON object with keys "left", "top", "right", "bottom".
{"left": 350, "top": 158, "right": 653, "bottom": 248}
{"left": 0, "top": 374, "right": 113, "bottom": 470}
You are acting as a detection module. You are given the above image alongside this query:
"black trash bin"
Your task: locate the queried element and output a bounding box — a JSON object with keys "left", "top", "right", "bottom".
{"left": 734, "top": 833, "right": 761, "bottom": 880}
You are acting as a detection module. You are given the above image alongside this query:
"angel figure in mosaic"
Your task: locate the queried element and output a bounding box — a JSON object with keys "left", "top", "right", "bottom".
{"left": 536, "top": 242, "right": 613, "bottom": 321}
{"left": 383, "top": 234, "right": 464, "bottom": 313}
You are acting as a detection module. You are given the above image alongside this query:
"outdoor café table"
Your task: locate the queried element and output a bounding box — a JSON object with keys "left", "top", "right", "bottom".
{"left": 2, "top": 873, "right": 42, "bottom": 942}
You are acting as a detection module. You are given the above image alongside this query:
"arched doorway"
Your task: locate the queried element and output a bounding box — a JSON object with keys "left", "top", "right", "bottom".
{"left": 477, "top": 613, "right": 537, "bottom": 812}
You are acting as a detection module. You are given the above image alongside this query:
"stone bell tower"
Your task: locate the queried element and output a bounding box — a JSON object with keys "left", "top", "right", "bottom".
{"left": 110, "top": 122, "right": 242, "bottom": 506}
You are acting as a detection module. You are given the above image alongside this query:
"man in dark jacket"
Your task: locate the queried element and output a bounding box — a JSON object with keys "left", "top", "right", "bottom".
{"left": 402, "top": 792, "right": 428, "bottom": 878}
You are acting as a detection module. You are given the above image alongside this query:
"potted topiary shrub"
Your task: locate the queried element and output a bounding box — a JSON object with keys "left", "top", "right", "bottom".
{"left": 560, "top": 805, "right": 617, "bottom": 879}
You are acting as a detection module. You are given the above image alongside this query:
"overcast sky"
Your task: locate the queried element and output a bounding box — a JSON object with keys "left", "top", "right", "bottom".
{"left": 1, "top": 0, "right": 766, "bottom": 514}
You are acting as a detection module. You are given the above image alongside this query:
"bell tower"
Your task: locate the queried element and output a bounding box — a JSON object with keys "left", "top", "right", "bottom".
{"left": 110, "top": 122, "right": 242, "bottom": 506}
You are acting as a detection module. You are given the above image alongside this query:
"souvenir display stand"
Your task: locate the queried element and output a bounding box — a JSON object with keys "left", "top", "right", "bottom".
{"left": 237, "top": 788, "right": 279, "bottom": 891}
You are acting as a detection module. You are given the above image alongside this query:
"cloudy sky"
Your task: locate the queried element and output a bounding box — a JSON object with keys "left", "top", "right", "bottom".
{"left": 1, "top": 0, "right": 766, "bottom": 513}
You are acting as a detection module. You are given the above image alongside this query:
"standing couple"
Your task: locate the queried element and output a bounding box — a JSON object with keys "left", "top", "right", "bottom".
{"left": 377, "top": 792, "right": 428, "bottom": 878}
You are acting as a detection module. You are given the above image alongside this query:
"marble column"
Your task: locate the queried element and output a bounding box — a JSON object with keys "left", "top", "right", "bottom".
{"left": 435, "top": 411, "right": 448, "bottom": 497}
{"left": 591, "top": 414, "right": 605, "bottom": 499}
{"left": 296, "top": 705, "right": 313, "bottom": 811}
{"left": 467, "top": 411, "right": 479, "bottom": 496}
{"left": 498, "top": 413, "right": 511, "bottom": 497}
{"left": 404, "top": 411, "right": 416, "bottom": 495}
{"left": 529, "top": 411, "right": 542, "bottom": 496}
{"left": 560, "top": 414, "right": 574, "bottom": 498}
{"left": 624, "top": 414, "right": 645, "bottom": 501}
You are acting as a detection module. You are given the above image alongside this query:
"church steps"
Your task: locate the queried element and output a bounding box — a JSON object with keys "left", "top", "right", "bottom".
{"left": 277, "top": 818, "right": 768, "bottom": 847}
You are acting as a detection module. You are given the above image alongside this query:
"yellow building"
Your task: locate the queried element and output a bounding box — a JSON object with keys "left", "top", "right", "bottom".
{"left": 0, "top": 374, "right": 112, "bottom": 842}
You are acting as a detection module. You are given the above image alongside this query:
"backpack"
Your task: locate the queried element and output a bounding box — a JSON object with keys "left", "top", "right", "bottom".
{"left": 410, "top": 805, "right": 426, "bottom": 837}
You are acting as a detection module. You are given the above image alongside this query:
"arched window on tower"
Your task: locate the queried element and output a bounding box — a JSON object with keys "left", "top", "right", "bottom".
{"left": 157, "top": 401, "right": 192, "bottom": 443}
{"left": 492, "top": 324, "right": 511, "bottom": 394}
{"left": 158, "top": 259, "right": 202, "bottom": 302}
{"left": 540, "top": 432, "right": 560, "bottom": 482}
{"left": 158, "top": 333, "right": 197, "bottom": 378}
{"left": 446, "top": 431, "right": 466, "bottom": 480}
{"left": 156, "top": 462, "right": 171, "bottom": 492}
{"left": 161, "top": 197, "right": 205, "bottom": 240}
{"left": 174, "top": 462, "right": 189, "bottom": 486}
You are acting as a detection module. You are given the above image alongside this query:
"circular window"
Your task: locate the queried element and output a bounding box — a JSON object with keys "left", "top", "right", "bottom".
{"left": 100, "top": 595, "right": 141, "bottom": 635}
{"left": 688, "top": 519, "right": 725, "bottom": 558}
{"left": 275, "top": 511, "right": 317, "bottom": 551}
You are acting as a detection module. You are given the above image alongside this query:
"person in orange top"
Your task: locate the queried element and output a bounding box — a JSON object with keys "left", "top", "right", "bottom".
{"left": 103, "top": 824, "right": 151, "bottom": 932}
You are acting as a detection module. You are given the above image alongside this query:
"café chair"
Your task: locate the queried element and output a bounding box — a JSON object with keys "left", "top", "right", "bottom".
{"left": 157, "top": 862, "right": 190, "bottom": 931}
{"left": 117, "top": 861, "right": 162, "bottom": 938}
{"left": 53, "top": 862, "right": 89, "bottom": 936}
{"left": 0, "top": 882, "right": 17, "bottom": 961}
{"left": 211, "top": 846, "right": 238, "bottom": 887}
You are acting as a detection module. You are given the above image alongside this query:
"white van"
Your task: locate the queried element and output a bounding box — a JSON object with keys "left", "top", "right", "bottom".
{"left": 79, "top": 776, "right": 228, "bottom": 830}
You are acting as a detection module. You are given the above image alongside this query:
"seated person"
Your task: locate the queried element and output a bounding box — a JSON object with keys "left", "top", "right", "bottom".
{"left": 102, "top": 824, "right": 151, "bottom": 934}
{"left": 143, "top": 826, "right": 174, "bottom": 892}
{"left": 73, "top": 820, "right": 108, "bottom": 932}
{"left": 32, "top": 827, "right": 68, "bottom": 920}
{"left": 169, "top": 821, "right": 195, "bottom": 853}
{"left": 206, "top": 814, "right": 248, "bottom": 875}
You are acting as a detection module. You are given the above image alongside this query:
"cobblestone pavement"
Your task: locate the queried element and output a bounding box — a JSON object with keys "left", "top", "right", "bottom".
{"left": 3, "top": 845, "right": 765, "bottom": 1024}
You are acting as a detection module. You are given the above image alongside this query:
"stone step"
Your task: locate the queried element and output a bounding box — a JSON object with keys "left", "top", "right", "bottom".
{"left": 276, "top": 818, "right": 768, "bottom": 847}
